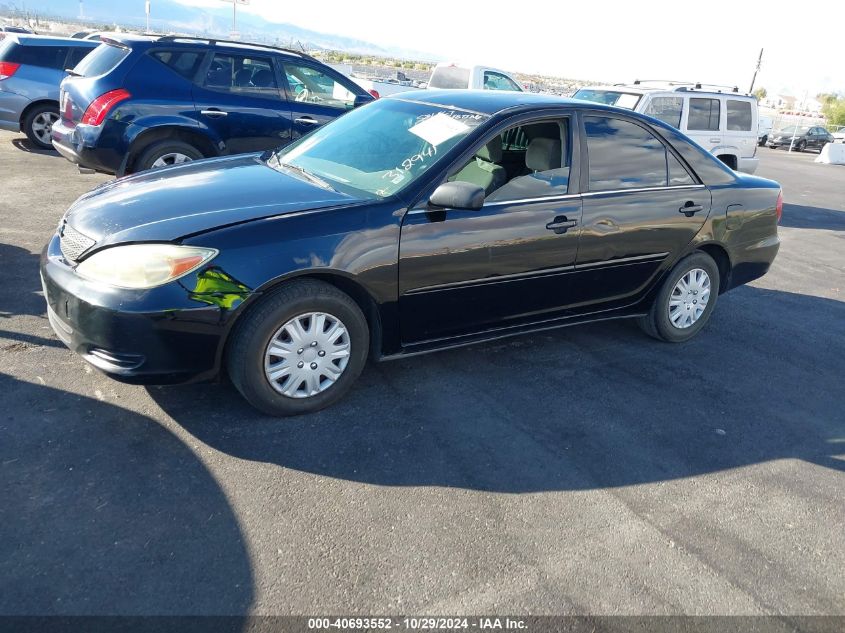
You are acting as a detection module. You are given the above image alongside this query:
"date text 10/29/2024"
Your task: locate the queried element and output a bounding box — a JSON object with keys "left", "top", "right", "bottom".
{"left": 307, "top": 617, "right": 528, "bottom": 630}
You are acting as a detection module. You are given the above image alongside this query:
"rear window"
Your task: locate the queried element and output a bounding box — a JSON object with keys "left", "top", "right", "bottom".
{"left": 573, "top": 89, "right": 641, "bottom": 109}
{"left": 429, "top": 65, "right": 470, "bottom": 89}
{"left": 688, "top": 98, "right": 720, "bottom": 131}
{"left": 0, "top": 43, "right": 69, "bottom": 69}
{"left": 73, "top": 42, "right": 130, "bottom": 77}
{"left": 150, "top": 50, "right": 205, "bottom": 80}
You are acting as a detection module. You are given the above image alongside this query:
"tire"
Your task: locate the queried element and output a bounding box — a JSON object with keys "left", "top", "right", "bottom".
{"left": 758, "top": 135, "right": 767, "bottom": 147}
{"left": 795, "top": 140, "right": 806, "bottom": 152}
{"left": 22, "top": 103, "right": 59, "bottom": 150}
{"left": 226, "top": 279, "right": 369, "bottom": 416}
{"left": 134, "top": 139, "right": 204, "bottom": 172}
{"left": 638, "top": 252, "right": 720, "bottom": 343}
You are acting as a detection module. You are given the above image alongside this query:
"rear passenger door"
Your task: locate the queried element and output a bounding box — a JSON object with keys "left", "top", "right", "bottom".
{"left": 192, "top": 52, "right": 293, "bottom": 155}
{"left": 280, "top": 61, "right": 362, "bottom": 140}
{"left": 724, "top": 98, "right": 756, "bottom": 159}
{"left": 572, "top": 114, "right": 711, "bottom": 310}
{"left": 684, "top": 96, "right": 722, "bottom": 153}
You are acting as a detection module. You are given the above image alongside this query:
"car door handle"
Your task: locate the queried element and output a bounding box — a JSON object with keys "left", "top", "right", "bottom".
{"left": 546, "top": 217, "right": 578, "bottom": 234}
{"left": 709, "top": 138, "right": 721, "bottom": 143}
{"left": 201, "top": 109, "right": 228, "bottom": 117}
{"left": 295, "top": 116, "right": 319, "bottom": 125}
{"left": 679, "top": 202, "right": 704, "bottom": 217}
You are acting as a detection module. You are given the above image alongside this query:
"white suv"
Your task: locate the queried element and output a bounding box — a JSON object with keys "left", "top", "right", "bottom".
{"left": 573, "top": 81, "right": 759, "bottom": 174}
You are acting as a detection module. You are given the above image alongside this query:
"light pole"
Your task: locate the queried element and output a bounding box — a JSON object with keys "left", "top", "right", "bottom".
{"left": 219, "top": 0, "right": 249, "bottom": 39}
{"left": 145, "top": 0, "right": 150, "bottom": 32}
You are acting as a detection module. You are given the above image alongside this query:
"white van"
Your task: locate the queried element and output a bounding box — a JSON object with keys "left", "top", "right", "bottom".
{"left": 573, "top": 81, "right": 759, "bottom": 174}
{"left": 428, "top": 62, "right": 523, "bottom": 92}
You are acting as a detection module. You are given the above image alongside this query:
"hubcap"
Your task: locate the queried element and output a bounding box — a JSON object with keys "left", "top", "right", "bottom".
{"left": 263, "top": 312, "right": 351, "bottom": 399}
{"left": 31, "top": 111, "right": 59, "bottom": 145}
{"left": 151, "top": 152, "right": 193, "bottom": 168}
{"left": 668, "top": 268, "right": 711, "bottom": 329}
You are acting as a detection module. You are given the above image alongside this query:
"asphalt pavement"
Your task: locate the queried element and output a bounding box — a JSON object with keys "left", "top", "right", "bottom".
{"left": 1, "top": 135, "right": 843, "bottom": 616}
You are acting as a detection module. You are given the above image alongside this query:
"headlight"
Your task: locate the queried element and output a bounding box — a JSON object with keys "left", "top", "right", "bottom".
{"left": 76, "top": 244, "right": 218, "bottom": 289}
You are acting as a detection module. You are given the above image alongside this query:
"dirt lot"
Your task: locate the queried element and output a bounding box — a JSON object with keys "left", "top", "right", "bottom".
{"left": 1, "top": 135, "right": 843, "bottom": 616}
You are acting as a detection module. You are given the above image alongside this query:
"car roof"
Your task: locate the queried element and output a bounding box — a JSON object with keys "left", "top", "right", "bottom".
{"left": 577, "top": 84, "right": 756, "bottom": 100}
{"left": 6, "top": 34, "right": 99, "bottom": 46}
{"left": 101, "top": 33, "right": 315, "bottom": 60}
{"left": 392, "top": 89, "right": 608, "bottom": 116}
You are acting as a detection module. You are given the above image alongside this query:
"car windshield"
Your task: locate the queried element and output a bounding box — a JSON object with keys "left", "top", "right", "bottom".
{"left": 268, "top": 98, "right": 488, "bottom": 199}
{"left": 778, "top": 126, "right": 810, "bottom": 135}
{"left": 573, "top": 89, "right": 642, "bottom": 109}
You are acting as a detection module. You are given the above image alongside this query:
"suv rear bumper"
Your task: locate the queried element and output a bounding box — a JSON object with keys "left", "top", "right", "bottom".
{"left": 738, "top": 157, "right": 759, "bottom": 174}
{"left": 0, "top": 90, "right": 28, "bottom": 132}
{"left": 51, "top": 118, "right": 125, "bottom": 175}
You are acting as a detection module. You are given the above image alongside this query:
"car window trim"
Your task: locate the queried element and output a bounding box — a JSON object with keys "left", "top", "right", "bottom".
{"left": 578, "top": 108, "right": 703, "bottom": 193}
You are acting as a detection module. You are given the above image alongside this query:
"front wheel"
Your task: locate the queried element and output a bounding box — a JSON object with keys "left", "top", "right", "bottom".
{"left": 638, "top": 252, "right": 720, "bottom": 343}
{"left": 227, "top": 279, "right": 369, "bottom": 416}
{"left": 795, "top": 140, "right": 806, "bottom": 152}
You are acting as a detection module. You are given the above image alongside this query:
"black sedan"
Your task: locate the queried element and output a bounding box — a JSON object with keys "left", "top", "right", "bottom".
{"left": 42, "top": 91, "right": 782, "bottom": 416}
{"left": 768, "top": 125, "right": 834, "bottom": 151}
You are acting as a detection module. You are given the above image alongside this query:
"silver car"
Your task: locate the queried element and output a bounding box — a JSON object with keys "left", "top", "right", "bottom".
{"left": 0, "top": 35, "right": 98, "bottom": 149}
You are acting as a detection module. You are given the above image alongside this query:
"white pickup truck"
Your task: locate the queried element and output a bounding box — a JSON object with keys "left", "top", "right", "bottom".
{"left": 427, "top": 62, "right": 523, "bottom": 92}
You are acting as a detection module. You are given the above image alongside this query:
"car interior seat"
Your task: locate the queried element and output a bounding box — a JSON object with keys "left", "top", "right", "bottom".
{"left": 251, "top": 69, "right": 275, "bottom": 89}
{"left": 486, "top": 135, "right": 570, "bottom": 202}
{"left": 449, "top": 136, "right": 506, "bottom": 195}
{"left": 234, "top": 68, "right": 253, "bottom": 87}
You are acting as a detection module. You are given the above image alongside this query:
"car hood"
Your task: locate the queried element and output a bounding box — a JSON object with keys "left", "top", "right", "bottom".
{"left": 65, "top": 153, "right": 362, "bottom": 248}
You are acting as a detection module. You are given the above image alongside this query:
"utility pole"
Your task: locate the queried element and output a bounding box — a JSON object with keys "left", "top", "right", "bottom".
{"left": 749, "top": 48, "right": 763, "bottom": 93}
{"left": 145, "top": 0, "right": 150, "bottom": 32}
{"left": 219, "top": 0, "right": 249, "bottom": 40}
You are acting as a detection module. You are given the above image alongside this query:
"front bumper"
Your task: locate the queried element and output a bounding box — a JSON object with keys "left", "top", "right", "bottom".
{"left": 40, "top": 234, "right": 230, "bottom": 384}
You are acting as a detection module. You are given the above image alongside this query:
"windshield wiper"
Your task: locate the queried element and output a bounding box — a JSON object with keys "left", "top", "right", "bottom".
{"left": 276, "top": 161, "right": 335, "bottom": 191}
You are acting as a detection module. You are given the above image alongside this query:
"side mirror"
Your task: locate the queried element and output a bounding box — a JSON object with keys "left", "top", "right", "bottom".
{"left": 353, "top": 94, "right": 372, "bottom": 108}
{"left": 429, "top": 182, "right": 485, "bottom": 211}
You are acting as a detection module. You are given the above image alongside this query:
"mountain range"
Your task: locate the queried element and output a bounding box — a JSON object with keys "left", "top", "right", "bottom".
{"left": 2, "top": 0, "right": 437, "bottom": 59}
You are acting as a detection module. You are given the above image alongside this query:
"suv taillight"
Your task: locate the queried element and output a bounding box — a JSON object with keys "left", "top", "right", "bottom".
{"left": 0, "top": 62, "right": 20, "bottom": 80}
{"left": 776, "top": 190, "right": 783, "bottom": 224}
{"left": 81, "top": 89, "right": 131, "bottom": 126}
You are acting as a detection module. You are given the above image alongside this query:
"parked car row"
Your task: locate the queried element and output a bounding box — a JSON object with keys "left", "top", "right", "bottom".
{"left": 767, "top": 125, "right": 835, "bottom": 151}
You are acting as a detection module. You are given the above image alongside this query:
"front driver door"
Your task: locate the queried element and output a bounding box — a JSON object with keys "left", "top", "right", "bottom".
{"left": 570, "top": 113, "right": 711, "bottom": 310}
{"left": 398, "top": 114, "right": 583, "bottom": 345}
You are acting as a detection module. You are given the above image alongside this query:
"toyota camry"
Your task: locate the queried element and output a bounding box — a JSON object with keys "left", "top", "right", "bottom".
{"left": 41, "top": 91, "right": 782, "bottom": 416}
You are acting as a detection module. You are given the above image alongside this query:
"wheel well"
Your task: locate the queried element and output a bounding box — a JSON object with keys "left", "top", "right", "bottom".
{"left": 716, "top": 154, "right": 738, "bottom": 170}
{"left": 19, "top": 99, "right": 58, "bottom": 126}
{"left": 697, "top": 243, "right": 731, "bottom": 293}
{"left": 128, "top": 127, "right": 218, "bottom": 173}
{"left": 226, "top": 272, "right": 384, "bottom": 364}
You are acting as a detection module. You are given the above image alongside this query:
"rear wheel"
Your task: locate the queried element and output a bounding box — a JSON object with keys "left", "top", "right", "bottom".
{"left": 22, "top": 104, "right": 59, "bottom": 150}
{"left": 135, "top": 140, "right": 204, "bottom": 172}
{"left": 795, "top": 140, "right": 806, "bottom": 152}
{"left": 638, "top": 252, "right": 720, "bottom": 343}
{"left": 227, "top": 279, "right": 369, "bottom": 416}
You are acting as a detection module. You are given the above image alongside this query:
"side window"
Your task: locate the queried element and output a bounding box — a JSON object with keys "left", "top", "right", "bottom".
{"left": 643, "top": 96, "right": 683, "bottom": 128}
{"left": 151, "top": 50, "right": 205, "bottom": 80}
{"left": 66, "top": 46, "right": 94, "bottom": 69}
{"left": 688, "top": 98, "right": 721, "bottom": 131}
{"left": 483, "top": 71, "right": 521, "bottom": 92}
{"left": 585, "top": 115, "right": 694, "bottom": 191}
{"left": 204, "top": 53, "right": 279, "bottom": 98}
{"left": 450, "top": 119, "right": 571, "bottom": 202}
{"left": 726, "top": 99, "right": 752, "bottom": 131}
{"left": 283, "top": 62, "right": 357, "bottom": 109}
{"left": 20, "top": 45, "right": 69, "bottom": 69}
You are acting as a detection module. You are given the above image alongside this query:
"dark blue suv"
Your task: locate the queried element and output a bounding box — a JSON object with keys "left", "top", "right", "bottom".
{"left": 52, "top": 35, "right": 373, "bottom": 175}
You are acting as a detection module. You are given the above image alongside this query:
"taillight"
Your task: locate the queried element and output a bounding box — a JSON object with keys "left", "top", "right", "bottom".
{"left": 81, "top": 89, "right": 131, "bottom": 126}
{"left": 776, "top": 190, "right": 783, "bottom": 224}
{"left": 0, "top": 61, "right": 21, "bottom": 80}
{"left": 368, "top": 89, "right": 380, "bottom": 99}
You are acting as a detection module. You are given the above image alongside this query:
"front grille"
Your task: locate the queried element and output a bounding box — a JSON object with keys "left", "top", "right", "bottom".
{"left": 59, "top": 223, "right": 95, "bottom": 262}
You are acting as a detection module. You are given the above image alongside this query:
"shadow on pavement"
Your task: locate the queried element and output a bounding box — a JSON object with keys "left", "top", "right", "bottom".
{"left": 780, "top": 203, "right": 845, "bottom": 232}
{"left": 0, "top": 243, "right": 47, "bottom": 320}
{"left": 0, "top": 375, "right": 254, "bottom": 615}
{"left": 149, "top": 286, "right": 845, "bottom": 493}
{"left": 11, "top": 138, "right": 58, "bottom": 155}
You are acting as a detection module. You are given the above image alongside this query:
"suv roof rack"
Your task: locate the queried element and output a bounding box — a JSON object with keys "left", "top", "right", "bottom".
{"left": 155, "top": 35, "right": 318, "bottom": 62}
{"left": 632, "top": 79, "right": 748, "bottom": 95}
